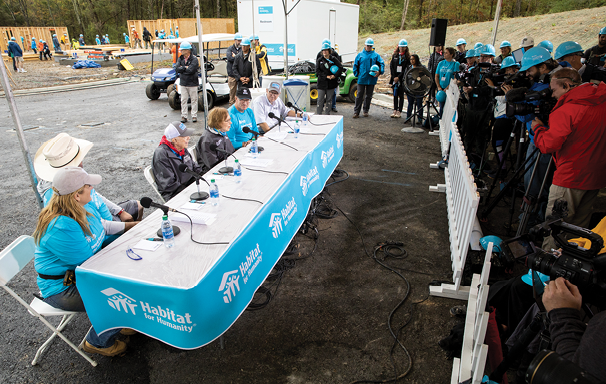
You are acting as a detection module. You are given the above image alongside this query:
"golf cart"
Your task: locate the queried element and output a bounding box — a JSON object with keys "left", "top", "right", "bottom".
{"left": 288, "top": 60, "right": 358, "bottom": 104}
{"left": 147, "top": 33, "right": 234, "bottom": 108}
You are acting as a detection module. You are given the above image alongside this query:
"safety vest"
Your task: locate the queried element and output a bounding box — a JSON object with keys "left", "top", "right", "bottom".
{"left": 255, "top": 44, "right": 270, "bottom": 75}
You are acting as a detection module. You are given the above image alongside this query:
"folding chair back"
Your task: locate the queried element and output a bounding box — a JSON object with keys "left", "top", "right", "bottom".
{"left": 188, "top": 146, "right": 198, "bottom": 163}
{"left": 144, "top": 165, "right": 166, "bottom": 203}
{"left": 0, "top": 235, "right": 35, "bottom": 286}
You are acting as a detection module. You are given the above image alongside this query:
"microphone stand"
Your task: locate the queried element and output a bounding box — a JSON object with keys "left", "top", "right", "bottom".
{"left": 191, "top": 178, "right": 209, "bottom": 201}
{"left": 156, "top": 206, "right": 182, "bottom": 237}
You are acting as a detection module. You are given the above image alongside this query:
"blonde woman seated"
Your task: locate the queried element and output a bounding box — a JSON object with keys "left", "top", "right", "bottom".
{"left": 33, "top": 167, "right": 135, "bottom": 357}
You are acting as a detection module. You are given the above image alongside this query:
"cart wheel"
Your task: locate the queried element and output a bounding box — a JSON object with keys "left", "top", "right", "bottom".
{"left": 347, "top": 81, "right": 357, "bottom": 103}
{"left": 198, "top": 91, "right": 214, "bottom": 111}
{"left": 166, "top": 84, "right": 176, "bottom": 98}
{"left": 168, "top": 91, "right": 180, "bottom": 110}
{"left": 310, "top": 83, "right": 318, "bottom": 105}
{"left": 146, "top": 83, "right": 161, "bottom": 100}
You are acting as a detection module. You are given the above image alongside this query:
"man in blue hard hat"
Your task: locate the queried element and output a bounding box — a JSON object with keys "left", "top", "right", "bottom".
{"left": 233, "top": 38, "right": 261, "bottom": 90}
{"left": 8, "top": 37, "right": 25, "bottom": 73}
{"left": 79, "top": 34, "right": 85, "bottom": 46}
{"left": 175, "top": 41, "right": 200, "bottom": 123}
{"left": 227, "top": 33, "right": 243, "bottom": 105}
{"left": 352, "top": 38, "right": 384, "bottom": 118}
{"left": 455, "top": 38, "right": 467, "bottom": 64}
{"left": 583, "top": 26, "right": 606, "bottom": 67}
{"left": 494, "top": 41, "right": 512, "bottom": 65}
{"left": 52, "top": 34, "right": 60, "bottom": 53}
{"left": 555, "top": 41, "right": 606, "bottom": 84}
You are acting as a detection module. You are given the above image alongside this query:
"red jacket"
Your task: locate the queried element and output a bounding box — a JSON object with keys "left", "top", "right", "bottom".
{"left": 534, "top": 82, "right": 606, "bottom": 190}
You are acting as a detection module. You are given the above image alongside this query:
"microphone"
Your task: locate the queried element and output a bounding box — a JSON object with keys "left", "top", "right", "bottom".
{"left": 268, "top": 112, "right": 287, "bottom": 124}
{"left": 140, "top": 197, "right": 182, "bottom": 238}
{"left": 209, "top": 144, "right": 236, "bottom": 174}
{"left": 242, "top": 126, "right": 260, "bottom": 137}
{"left": 140, "top": 197, "right": 178, "bottom": 213}
{"left": 286, "top": 101, "right": 303, "bottom": 114}
{"left": 177, "top": 163, "right": 209, "bottom": 201}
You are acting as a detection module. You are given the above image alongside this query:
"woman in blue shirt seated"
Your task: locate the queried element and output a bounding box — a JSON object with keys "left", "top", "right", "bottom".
{"left": 33, "top": 166, "right": 132, "bottom": 356}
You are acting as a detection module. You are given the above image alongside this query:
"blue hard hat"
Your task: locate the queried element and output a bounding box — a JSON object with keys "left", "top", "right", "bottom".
{"left": 123, "top": 33, "right": 126, "bottom": 35}
{"left": 473, "top": 48, "right": 482, "bottom": 57}
{"left": 480, "top": 235, "right": 503, "bottom": 253}
{"left": 481, "top": 44, "right": 496, "bottom": 56}
{"left": 537, "top": 40, "right": 554, "bottom": 53}
{"left": 520, "top": 46, "right": 552, "bottom": 72}
{"left": 96, "top": 34, "right": 99, "bottom": 37}
{"left": 465, "top": 48, "right": 475, "bottom": 58}
{"left": 32, "top": 37, "right": 35, "bottom": 40}
{"left": 554, "top": 41, "right": 583, "bottom": 60}
{"left": 321, "top": 42, "right": 331, "bottom": 50}
{"left": 80, "top": 34, "right": 83, "bottom": 37}
{"left": 234, "top": 33, "right": 243, "bottom": 40}
{"left": 398, "top": 39, "right": 408, "bottom": 47}
{"left": 322, "top": 38, "right": 331, "bottom": 45}
{"left": 53, "top": 34, "right": 57, "bottom": 37}
{"left": 499, "top": 40, "right": 511, "bottom": 49}
{"left": 10, "top": 36, "right": 15, "bottom": 41}
{"left": 180, "top": 41, "right": 192, "bottom": 50}
{"left": 250, "top": 34, "right": 259, "bottom": 40}
{"left": 365, "top": 38, "right": 374, "bottom": 46}
{"left": 474, "top": 42, "right": 483, "bottom": 50}
{"left": 501, "top": 56, "right": 520, "bottom": 69}
{"left": 241, "top": 38, "right": 250, "bottom": 46}
{"left": 600, "top": 26, "right": 606, "bottom": 35}
{"left": 521, "top": 270, "right": 550, "bottom": 286}
{"left": 456, "top": 38, "right": 467, "bottom": 46}
{"left": 369, "top": 64, "right": 380, "bottom": 76}
{"left": 436, "top": 90, "right": 447, "bottom": 103}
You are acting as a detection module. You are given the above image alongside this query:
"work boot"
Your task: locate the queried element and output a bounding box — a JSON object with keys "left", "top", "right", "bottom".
{"left": 82, "top": 340, "right": 127, "bottom": 357}
{"left": 363, "top": 112, "right": 369, "bottom": 117}
{"left": 353, "top": 113, "right": 359, "bottom": 119}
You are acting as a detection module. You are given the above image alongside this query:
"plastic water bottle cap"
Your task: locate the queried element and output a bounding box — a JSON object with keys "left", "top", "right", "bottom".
{"left": 235, "top": 159, "right": 239, "bottom": 163}
{"left": 211, "top": 179, "right": 215, "bottom": 183}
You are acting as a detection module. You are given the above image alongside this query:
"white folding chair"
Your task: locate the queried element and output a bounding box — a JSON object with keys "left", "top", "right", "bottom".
{"left": 187, "top": 146, "right": 198, "bottom": 162}
{"left": 0, "top": 235, "right": 97, "bottom": 366}
{"left": 144, "top": 165, "right": 166, "bottom": 203}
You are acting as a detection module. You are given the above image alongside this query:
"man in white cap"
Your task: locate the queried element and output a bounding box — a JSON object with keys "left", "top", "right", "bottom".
{"left": 131, "top": 27, "right": 141, "bottom": 49}
{"left": 252, "top": 82, "right": 302, "bottom": 133}
{"left": 520, "top": 36, "right": 534, "bottom": 52}
{"left": 34, "top": 133, "right": 142, "bottom": 240}
{"left": 152, "top": 121, "right": 203, "bottom": 201}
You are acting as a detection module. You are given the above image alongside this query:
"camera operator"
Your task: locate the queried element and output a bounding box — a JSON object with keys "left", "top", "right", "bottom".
{"left": 583, "top": 27, "right": 606, "bottom": 68}
{"left": 460, "top": 44, "right": 497, "bottom": 156}
{"left": 542, "top": 277, "right": 606, "bottom": 380}
{"left": 509, "top": 47, "right": 559, "bottom": 219}
{"left": 554, "top": 41, "right": 606, "bottom": 85}
{"left": 530, "top": 68, "right": 606, "bottom": 249}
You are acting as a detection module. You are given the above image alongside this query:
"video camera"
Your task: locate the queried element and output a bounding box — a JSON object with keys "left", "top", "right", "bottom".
{"left": 505, "top": 87, "right": 557, "bottom": 123}
{"left": 501, "top": 219, "right": 606, "bottom": 306}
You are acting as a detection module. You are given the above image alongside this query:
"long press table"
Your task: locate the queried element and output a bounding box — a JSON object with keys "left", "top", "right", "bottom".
{"left": 76, "top": 115, "right": 344, "bottom": 349}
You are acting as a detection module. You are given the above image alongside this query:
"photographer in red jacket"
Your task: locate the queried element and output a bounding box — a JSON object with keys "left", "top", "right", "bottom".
{"left": 531, "top": 68, "right": 606, "bottom": 248}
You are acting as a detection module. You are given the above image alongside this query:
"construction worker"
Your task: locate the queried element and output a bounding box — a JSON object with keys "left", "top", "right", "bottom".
{"left": 250, "top": 34, "right": 270, "bottom": 83}
{"left": 124, "top": 33, "right": 130, "bottom": 48}
{"left": 52, "top": 34, "right": 60, "bottom": 53}
{"left": 132, "top": 28, "right": 141, "bottom": 49}
{"left": 175, "top": 26, "right": 179, "bottom": 38}
{"left": 79, "top": 34, "right": 85, "bottom": 46}
{"left": 72, "top": 38, "right": 79, "bottom": 50}
{"left": 95, "top": 34, "right": 101, "bottom": 45}
{"left": 583, "top": 26, "right": 606, "bottom": 67}
{"left": 105, "top": 34, "right": 110, "bottom": 44}
{"left": 60, "top": 33, "right": 69, "bottom": 51}
{"left": 31, "top": 37, "right": 38, "bottom": 54}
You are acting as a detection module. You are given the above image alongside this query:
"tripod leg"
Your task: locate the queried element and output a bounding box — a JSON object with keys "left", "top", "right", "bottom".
{"left": 484, "top": 120, "right": 519, "bottom": 206}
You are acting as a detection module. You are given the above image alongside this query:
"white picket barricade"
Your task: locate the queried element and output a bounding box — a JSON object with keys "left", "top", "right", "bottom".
{"left": 429, "top": 79, "right": 480, "bottom": 300}
{"left": 451, "top": 243, "right": 492, "bottom": 384}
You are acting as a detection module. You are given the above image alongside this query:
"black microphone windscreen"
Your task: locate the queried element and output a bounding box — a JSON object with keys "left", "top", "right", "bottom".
{"left": 268, "top": 112, "right": 276, "bottom": 119}
{"left": 210, "top": 144, "right": 218, "bottom": 151}
{"left": 242, "top": 126, "right": 251, "bottom": 133}
{"left": 178, "top": 163, "right": 188, "bottom": 172}
{"left": 286, "top": 101, "right": 293, "bottom": 108}
{"left": 140, "top": 197, "right": 153, "bottom": 208}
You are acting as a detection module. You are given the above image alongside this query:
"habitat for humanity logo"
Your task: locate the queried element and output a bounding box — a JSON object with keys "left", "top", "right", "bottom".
{"left": 336, "top": 132, "right": 343, "bottom": 149}
{"left": 219, "top": 243, "right": 264, "bottom": 304}
{"left": 321, "top": 146, "right": 335, "bottom": 168}
{"left": 269, "top": 213, "right": 283, "bottom": 238}
{"left": 101, "top": 287, "right": 194, "bottom": 333}
{"left": 269, "top": 197, "right": 297, "bottom": 239}
{"left": 300, "top": 167, "right": 320, "bottom": 196}
{"left": 218, "top": 270, "right": 240, "bottom": 303}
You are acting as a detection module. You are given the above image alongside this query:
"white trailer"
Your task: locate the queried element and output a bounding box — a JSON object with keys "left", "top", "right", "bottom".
{"left": 236, "top": 0, "right": 359, "bottom": 70}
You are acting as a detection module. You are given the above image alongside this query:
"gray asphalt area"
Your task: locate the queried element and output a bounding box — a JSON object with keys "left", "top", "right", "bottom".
{"left": 1, "top": 80, "right": 463, "bottom": 383}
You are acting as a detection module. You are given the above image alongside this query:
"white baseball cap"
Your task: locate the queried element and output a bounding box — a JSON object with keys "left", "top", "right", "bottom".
{"left": 52, "top": 166, "right": 101, "bottom": 196}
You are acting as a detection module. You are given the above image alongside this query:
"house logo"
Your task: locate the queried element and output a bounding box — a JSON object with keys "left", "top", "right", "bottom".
{"left": 101, "top": 287, "right": 138, "bottom": 315}
{"left": 269, "top": 213, "right": 283, "bottom": 238}
{"left": 219, "top": 270, "right": 241, "bottom": 303}
{"left": 321, "top": 146, "right": 334, "bottom": 168}
{"left": 336, "top": 132, "right": 343, "bottom": 149}
{"left": 300, "top": 167, "right": 319, "bottom": 196}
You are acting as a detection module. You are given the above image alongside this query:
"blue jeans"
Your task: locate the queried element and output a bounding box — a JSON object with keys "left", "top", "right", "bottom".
{"left": 43, "top": 285, "right": 122, "bottom": 348}
{"left": 332, "top": 88, "right": 337, "bottom": 109}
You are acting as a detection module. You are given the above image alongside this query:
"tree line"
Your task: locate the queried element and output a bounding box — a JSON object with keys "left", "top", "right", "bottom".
{"left": 1, "top": 0, "right": 605, "bottom": 39}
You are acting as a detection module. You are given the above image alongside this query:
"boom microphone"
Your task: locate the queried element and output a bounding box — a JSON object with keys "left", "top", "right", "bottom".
{"left": 242, "top": 126, "right": 260, "bottom": 137}
{"left": 209, "top": 144, "right": 236, "bottom": 174}
{"left": 178, "top": 163, "right": 204, "bottom": 182}
{"left": 268, "top": 112, "right": 286, "bottom": 124}
{"left": 140, "top": 197, "right": 178, "bottom": 213}
{"left": 177, "top": 163, "right": 209, "bottom": 201}
{"left": 286, "top": 101, "right": 303, "bottom": 113}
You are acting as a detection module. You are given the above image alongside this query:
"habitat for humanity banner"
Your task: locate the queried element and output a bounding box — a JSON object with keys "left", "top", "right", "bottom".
{"left": 266, "top": 44, "right": 296, "bottom": 56}
{"left": 257, "top": 6, "right": 273, "bottom": 31}
{"left": 76, "top": 119, "right": 344, "bottom": 349}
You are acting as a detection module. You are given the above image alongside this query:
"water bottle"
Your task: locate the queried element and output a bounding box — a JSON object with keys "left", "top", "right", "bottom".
{"left": 161, "top": 215, "right": 175, "bottom": 248}
{"left": 234, "top": 159, "right": 242, "bottom": 183}
{"left": 209, "top": 179, "right": 219, "bottom": 206}
{"left": 250, "top": 138, "right": 258, "bottom": 159}
{"left": 302, "top": 108, "right": 308, "bottom": 128}
{"left": 294, "top": 120, "right": 300, "bottom": 139}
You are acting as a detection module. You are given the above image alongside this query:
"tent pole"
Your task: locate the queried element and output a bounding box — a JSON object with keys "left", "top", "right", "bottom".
{"left": 195, "top": 0, "right": 209, "bottom": 128}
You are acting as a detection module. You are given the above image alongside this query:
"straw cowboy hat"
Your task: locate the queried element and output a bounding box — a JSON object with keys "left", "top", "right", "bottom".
{"left": 34, "top": 133, "right": 93, "bottom": 181}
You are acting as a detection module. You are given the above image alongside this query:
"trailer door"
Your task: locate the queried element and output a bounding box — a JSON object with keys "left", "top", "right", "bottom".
{"left": 329, "top": 9, "right": 336, "bottom": 47}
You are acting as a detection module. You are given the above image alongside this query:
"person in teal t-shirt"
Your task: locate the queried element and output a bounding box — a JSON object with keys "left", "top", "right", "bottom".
{"left": 227, "top": 88, "right": 257, "bottom": 149}
{"left": 435, "top": 47, "right": 460, "bottom": 115}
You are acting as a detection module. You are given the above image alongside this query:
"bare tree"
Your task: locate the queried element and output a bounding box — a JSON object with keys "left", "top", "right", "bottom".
{"left": 16, "top": 0, "right": 31, "bottom": 26}
{"left": 216, "top": 0, "right": 220, "bottom": 18}
{"left": 514, "top": 0, "right": 522, "bottom": 17}
{"left": 400, "top": 0, "right": 410, "bottom": 30}
{"left": 1, "top": 0, "right": 18, "bottom": 26}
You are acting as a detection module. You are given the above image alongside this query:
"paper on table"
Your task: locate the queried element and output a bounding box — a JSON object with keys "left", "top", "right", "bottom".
{"left": 132, "top": 239, "right": 163, "bottom": 251}
{"left": 240, "top": 158, "right": 274, "bottom": 168}
{"left": 265, "top": 131, "right": 288, "bottom": 141}
{"left": 180, "top": 202, "right": 205, "bottom": 211}
{"left": 170, "top": 211, "right": 217, "bottom": 225}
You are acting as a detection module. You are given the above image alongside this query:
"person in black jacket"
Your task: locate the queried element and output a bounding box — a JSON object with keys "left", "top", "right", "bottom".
{"left": 175, "top": 42, "right": 200, "bottom": 123}
{"left": 389, "top": 39, "right": 410, "bottom": 118}
{"left": 316, "top": 39, "right": 342, "bottom": 112}
{"left": 196, "top": 107, "right": 235, "bottom": 173}
{"left": 233, "top": 38, "right": 261, "bottom": 89}
{"left": 226, "top": 33, "right": 243, "bottom": 105}
{"left": 143, "top": 27, "right": 152, "bottom": 49}
{"left": 316, "top": 42, "right": 344, "bottom": 115}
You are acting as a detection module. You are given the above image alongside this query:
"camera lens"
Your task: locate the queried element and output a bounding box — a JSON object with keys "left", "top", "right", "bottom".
{"left": 526, "top": 350, "right": 603, "bottom": 384}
